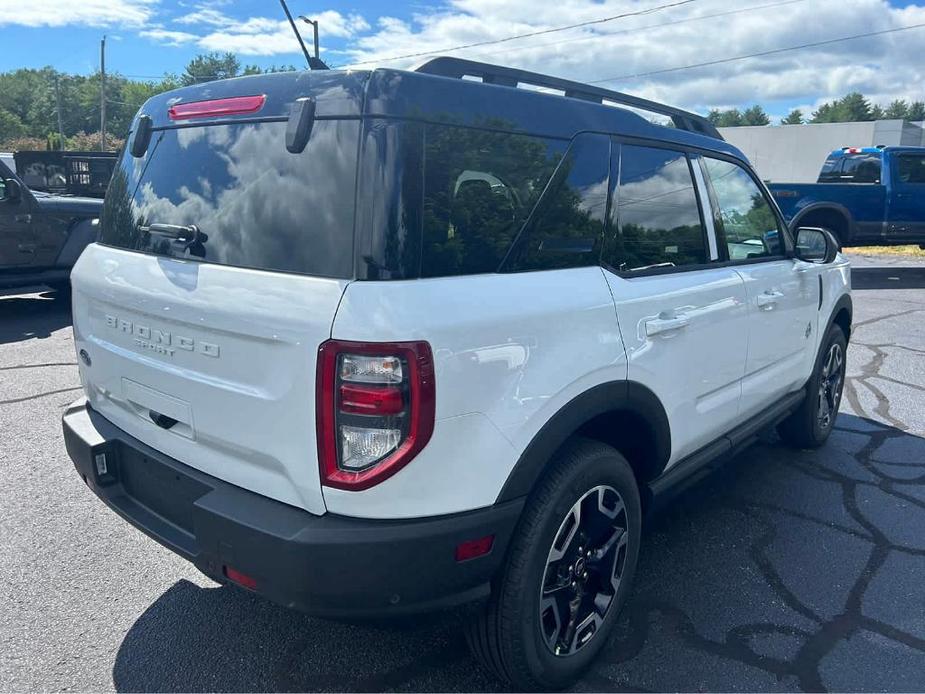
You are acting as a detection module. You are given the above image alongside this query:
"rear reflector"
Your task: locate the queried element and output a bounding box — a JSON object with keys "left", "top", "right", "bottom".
{"left": 455, "top": 535, "right": 495, "bottom": 562}
{"left": 224, "top": 565, "right": 258, "bottom": 590}
{"left": 168, "top": 95, "right": 266, "bottom": 121}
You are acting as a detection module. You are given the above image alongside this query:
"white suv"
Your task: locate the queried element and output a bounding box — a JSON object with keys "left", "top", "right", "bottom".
{"left": 62, "top": 58, "right": 851, "bottom": 689}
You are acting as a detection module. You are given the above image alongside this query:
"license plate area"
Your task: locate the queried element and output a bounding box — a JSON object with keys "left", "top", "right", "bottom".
{"left": 118, "top": 446, "right": 210, "bottom": 535}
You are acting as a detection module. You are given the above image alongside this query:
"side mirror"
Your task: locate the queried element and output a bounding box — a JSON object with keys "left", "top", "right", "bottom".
{"left": 794, "top": 226, "right": 838, "bottom": 264}
{"left": 0, "top": 178, "right": 22, "bottom": 203}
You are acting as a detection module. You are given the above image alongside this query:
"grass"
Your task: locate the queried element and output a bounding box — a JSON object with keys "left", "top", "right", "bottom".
{"left": 844, "top": 244, "right": 925, "bottom": 257}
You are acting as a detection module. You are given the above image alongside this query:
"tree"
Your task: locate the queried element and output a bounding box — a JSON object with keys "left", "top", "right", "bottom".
{"left": 884, "top": 99, "right": 909, "bottom": 119}
{"left": 0, "top": 109, "right": 26, "bottom": 141}
{"left": 811, "top": 92, "right": 876, "bottom": 123}
{"left": 741, "top": 105, "right": 770, "bottom": 126}
{"left": 181, "top": 52, "right": 241, "bottom": 86}
{"left": 908, "top": 101, "right": 925, "bottom": 121}
{"left": 781, "top": 109, "right": 804, "bottom": 125}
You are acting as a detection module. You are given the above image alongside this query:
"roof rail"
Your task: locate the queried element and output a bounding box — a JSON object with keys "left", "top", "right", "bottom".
{"left": 415, "top": 57, "right": 723, "bottom": 141}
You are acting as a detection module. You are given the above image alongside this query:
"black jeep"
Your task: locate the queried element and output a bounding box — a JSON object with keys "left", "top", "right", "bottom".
{"left": 0, "top": 158, "right": 102, "bottom": 295}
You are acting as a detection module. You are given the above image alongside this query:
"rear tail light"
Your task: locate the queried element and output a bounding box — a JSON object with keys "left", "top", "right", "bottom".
{"left": 317, "top": 340, "right": 435, "bottom": 490}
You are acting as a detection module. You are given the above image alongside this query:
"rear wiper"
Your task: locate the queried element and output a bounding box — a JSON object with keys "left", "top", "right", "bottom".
{"left": 624, "top": 262, "right": 676, "bottom": 272}
{"left": 139, "top": 223, "right": 206, "bottom": 243}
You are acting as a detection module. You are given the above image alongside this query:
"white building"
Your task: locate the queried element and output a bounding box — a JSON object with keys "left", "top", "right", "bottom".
{"left": 719, "top": 120, "right": 925, "bottom": 183}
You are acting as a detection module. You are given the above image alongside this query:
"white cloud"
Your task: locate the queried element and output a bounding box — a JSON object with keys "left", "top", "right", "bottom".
{"left": 139, "top": 28, "right": 199, "bottom": 46}
{"left": 0, "top": 0, "right": 156, "bottom": 27}
{"left": 335, "top": 0, "right": 925, "bottom": 116}
{"left": 149, "top": 4, "right": 370, "bottom": 56}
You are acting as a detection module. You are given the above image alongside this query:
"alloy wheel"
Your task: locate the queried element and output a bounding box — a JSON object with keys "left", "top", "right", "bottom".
{"left": 539, "top": 485, "right": 629, "bottom": 657}
{"left": 817, "top": 342, "right": 844, "bottom": 431}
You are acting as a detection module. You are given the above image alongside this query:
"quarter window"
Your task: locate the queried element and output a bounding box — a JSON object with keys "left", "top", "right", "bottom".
{"left": 606, "top": 145, "right": 707, "bottom": 272}
{"left": 420, "top": 125, "right": 566, "bottom": 277}
{"left": 503, "top": 132, "right": 610, "bottom": 272}
{"left": 702, "top": 157, "right": 783, "bottom": 261}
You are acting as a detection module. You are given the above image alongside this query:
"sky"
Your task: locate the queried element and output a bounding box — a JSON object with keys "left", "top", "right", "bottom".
{"left": 0, "top": 0, "right": 923, "bottom": 121}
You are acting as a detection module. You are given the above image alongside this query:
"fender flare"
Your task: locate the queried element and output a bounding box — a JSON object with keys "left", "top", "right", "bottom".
{"left": 791, "top": 203, "right": 855, "bottom": 243}
{"left": 823, "top": 292, "right": 853, "bottom": 342}
{"left": 495, "top": 381, "right": 671, "bottom": 503}
{"left": 54, "top": 217, "right": 100, "bottom": 268}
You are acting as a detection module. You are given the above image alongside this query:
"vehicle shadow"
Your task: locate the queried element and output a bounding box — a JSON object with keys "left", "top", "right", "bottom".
{"left": 852, "top": 266, "right": 925, "bottom": 290}
{"left": 111, "top": 411, "right": 925, "bottom": 692}
{"left": 0, "top": 287, "right": 71, "bottom": 345}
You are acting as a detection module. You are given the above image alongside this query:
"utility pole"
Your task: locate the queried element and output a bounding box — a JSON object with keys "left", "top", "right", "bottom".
{"left": 99, "top": 35, "right": 107, "bottom": 151}
{"left": 54, "top": 74, "right": 65, "bottom": 149}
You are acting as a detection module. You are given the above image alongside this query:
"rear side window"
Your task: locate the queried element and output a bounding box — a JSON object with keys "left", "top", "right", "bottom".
{"left": 702, "top": 157, "right": 783, "bottom": 260}
{"left": 420, "top": 125, "right": 566, "bottom": 277}
{"left": 896, "top": 154, "right": 925, "bottom": 183}
{"left": 606, "top": 145, "right": 706, "bottom": 273}
{"left": 100, "top": 119, "right": 359, "bottom": 278}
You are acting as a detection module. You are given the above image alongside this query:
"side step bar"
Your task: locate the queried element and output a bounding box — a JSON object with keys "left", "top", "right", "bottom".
{"left": 647, "top": 389, "right": 806, "bottom": 511}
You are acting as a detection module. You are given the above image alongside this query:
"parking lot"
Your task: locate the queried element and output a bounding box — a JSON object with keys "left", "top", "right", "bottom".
{"left": 1, "top": 252, "right": 924, "bottom": 692}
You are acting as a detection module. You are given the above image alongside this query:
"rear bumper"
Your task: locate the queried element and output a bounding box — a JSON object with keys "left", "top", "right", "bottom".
{"left": 62, "top": 399, "right": 523, "bottom": 618}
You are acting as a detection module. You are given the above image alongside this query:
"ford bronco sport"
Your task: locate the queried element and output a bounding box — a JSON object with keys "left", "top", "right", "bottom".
{"left": 62, "top": 58, "right": 851, "bottom": 689}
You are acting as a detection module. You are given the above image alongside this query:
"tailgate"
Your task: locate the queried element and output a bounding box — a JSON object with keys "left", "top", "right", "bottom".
{"left": 72, "top": 244, "right": 346, "bottom": 514}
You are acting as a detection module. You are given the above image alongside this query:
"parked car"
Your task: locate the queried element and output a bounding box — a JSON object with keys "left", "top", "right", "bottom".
{"left": 768, "top": 146, "right": 925, "bottom": 248}
{"left": 61, "top": 58, "right": 851, "bottom": 689}
{"left": 0, "top": 157, "right": 102, "bottom": 293}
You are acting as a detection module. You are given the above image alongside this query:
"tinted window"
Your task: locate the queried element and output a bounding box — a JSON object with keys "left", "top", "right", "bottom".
{"left": 100, "top": 120, "right": 358, "bottom": 278}
{"left": 607, "top": 145, "right": 706, "bottom": 272}
{"left": 817, "top": 156, "right": 842, "bottom": 183}
{"left": 841, "top": 154, "right": 881, "bottom": 183}
{"left": 703, "top": 157, "right": 783, "bottom": 260}
{"left": 896, "top": 154, "right": 925, "bottom": 183}
{"left": 420, "top": 125, "right": 566, "bottom": 277}
{"left": 504, "top": 132, "right": 610, "bottom": 272}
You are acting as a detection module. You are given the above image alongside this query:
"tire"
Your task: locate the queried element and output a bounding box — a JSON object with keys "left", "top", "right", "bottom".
{"left": 778, "top": 324, "right": 847, "bottom": 448}
{"left": 465, "top": 439, "right": 641, "bottom": 690}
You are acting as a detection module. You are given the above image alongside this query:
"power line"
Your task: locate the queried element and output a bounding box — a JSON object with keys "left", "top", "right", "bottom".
{"left": 467, "top": 0, "right": 808, "bottom": 60}
{"left": 589, "top": 21, "right": 925, "bottom": 83}
{"left": 333, "top": 0, "right": 701, "bottom": 69}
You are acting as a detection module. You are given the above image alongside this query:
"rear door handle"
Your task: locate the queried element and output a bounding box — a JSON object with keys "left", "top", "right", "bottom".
{"left": 14, "top": 214, "right": 31, "bottom": 224}
{"left": 756, "top": 290, "right": 784, "bottom": 309}
{"left": 646, "top": 313, "right": 691, "bottom": 336}
{"left": 17, "top": 243, "right": 36, "bottom": 253}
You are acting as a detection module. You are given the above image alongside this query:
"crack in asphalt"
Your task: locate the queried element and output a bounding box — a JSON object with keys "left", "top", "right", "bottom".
{"left": 586, "top": 305, "right": 925, "bottom": 692}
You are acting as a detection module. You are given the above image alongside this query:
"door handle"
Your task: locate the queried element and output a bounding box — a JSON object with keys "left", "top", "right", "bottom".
{"left": 17, "top": 243, "right": 36, "bottom": 253}
{"left": 756, "top": 290, "right": 784, "bottom": 309}
{"left": 646, "top": 313, "right": 691, "bottom": 336}
{"left": 14, "top": 214, "right": 31, "bottom": 224}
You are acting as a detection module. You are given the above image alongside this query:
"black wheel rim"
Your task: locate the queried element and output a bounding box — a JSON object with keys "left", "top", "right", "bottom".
{"left": 817, "top": 342, "right": 844, "bottom": 431}
{"left": 539, "top": 485, "right": 629, "bottom": 657}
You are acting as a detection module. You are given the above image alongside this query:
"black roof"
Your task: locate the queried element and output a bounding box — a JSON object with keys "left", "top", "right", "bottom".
{"left": 137, "top": 58, "right": 747, "bottom": 162}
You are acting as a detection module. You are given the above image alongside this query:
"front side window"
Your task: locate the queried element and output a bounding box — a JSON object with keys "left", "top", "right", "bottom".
{"left": 606, "top": 145, "right": 706, "bottom": 273}
{"left": 896, "top": 154, "right": 925, "bottom": 183}
{"left": 702, "top": 157, "right": 783, "bottom": 261}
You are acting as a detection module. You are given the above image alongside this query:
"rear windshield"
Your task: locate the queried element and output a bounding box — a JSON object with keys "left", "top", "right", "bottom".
{"left": 817, "top": 153, "right": 881, "bottom": 183}
{"left": 100, "top": 119, "right": 359, "bottom": 278}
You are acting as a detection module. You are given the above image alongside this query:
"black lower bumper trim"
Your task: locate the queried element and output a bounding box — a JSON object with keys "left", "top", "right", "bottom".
{"left": 63, "top": 399, "right": 523, "bottom": 618}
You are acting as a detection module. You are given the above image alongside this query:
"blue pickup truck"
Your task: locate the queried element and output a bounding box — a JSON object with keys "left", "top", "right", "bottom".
{"left": 768, "top": 146, "right": 925, "bottom": 248}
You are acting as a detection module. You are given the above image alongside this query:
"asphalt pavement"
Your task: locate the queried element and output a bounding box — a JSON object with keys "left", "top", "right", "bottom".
{"left": 1, "top": 253, "right": 924, "bottom": 692}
